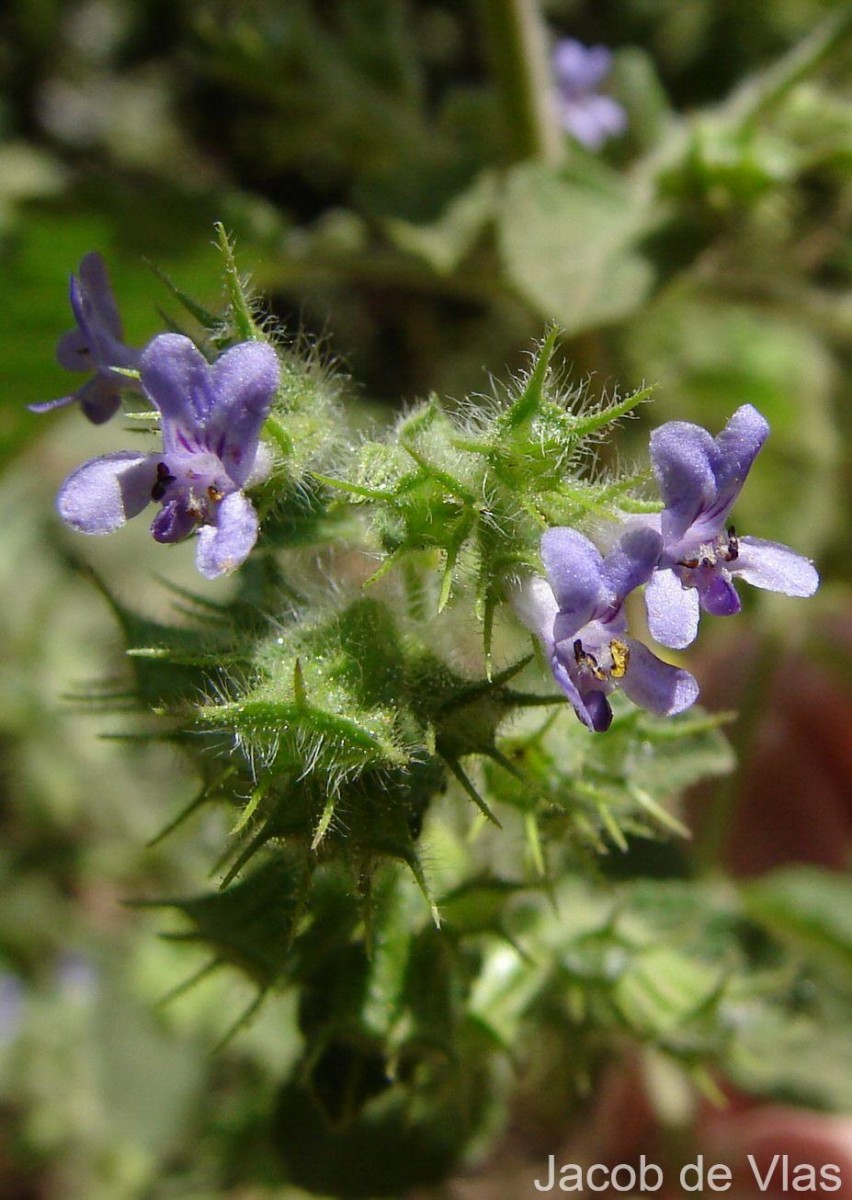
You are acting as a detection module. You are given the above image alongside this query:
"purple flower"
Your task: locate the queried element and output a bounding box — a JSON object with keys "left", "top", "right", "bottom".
{"left": 552, "top": 39, "right": 627, "bottom": 150}
{"left": 30, "top": 252, "right": 141, "bottom": 424}
{"left": 57, "top": 333, "right": 280, "bottom": 578}
{"left": 514, "top": 525, "right": 699, "bottom": 732}
{"left": 645, "top": 405, "right": 820, "bottom": 649}
{"left": 56, "top": 952, "right": 98, "bottom": 1004}
{"left": 0, "top": 972, "right": 25, "bottom": 1047}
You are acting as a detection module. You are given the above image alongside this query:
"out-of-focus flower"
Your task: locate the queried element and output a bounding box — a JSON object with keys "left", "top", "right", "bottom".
{"left": 552, "top": 38, "right": 627, "bottom": 150}
{"left": 645, "top": 405, "right": 819, "bottom": 649}
{"left": 0, "top": 972, "right": 25, "bottom": 1047}
{"left": 56, "top": 952, "right": 98, "bottom": 1004}
{"left": 57, "top": 333, "right": 280, "bottom": 578}
{"left": 514, "top": 525, "right": 698, "bottom": 732}
{"left": 30, "top": 252, "right": 141, "bottom": 424}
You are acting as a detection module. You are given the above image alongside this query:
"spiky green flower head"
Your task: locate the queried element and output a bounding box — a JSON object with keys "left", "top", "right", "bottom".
{"left": 186, "top": 593, "right": 553, "bottom": 907}
{"left": 318, "top": 330, "right": 656, "bottom": 667}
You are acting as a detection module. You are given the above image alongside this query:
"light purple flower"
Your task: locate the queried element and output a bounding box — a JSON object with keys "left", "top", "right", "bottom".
{"left": 514, "top": 525, "right": 699, "bottom": 733}
{"left": 552, "top": 38, "right": 627, "bottom": 150}
{"left": 57, "top": 333, "right": 280, "bottom": 578}
{"left": 645, "top": 404, "right": 820, "bottom": 649}
{"left": 30, "top": 252, "right": 141, "bottom": 424}
{"left": 56, "top": 952, "right": 98, "bottom": 1003}
{"left": 0, "top": 972, "right": 25, "bottom": 1047}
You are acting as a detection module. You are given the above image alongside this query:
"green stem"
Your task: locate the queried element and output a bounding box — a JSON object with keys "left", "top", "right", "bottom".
{"left": 723, "top": 7, "right": 852, "bottom": 130}
{"left": 479, "top": 0, "right": 562, "bottom": 164}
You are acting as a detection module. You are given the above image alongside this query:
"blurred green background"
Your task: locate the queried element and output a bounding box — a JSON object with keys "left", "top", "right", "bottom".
{"left": 1, "top": 1, "right": 850, "bottom": 1197}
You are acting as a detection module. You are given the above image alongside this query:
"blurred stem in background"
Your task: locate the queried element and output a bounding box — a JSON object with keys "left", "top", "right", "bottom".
{"left": 479, "top": 0, "right": 563, "bottom": 164}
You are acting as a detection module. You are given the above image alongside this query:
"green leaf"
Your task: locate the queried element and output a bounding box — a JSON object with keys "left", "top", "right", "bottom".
{"left": 628, "top": 710, "right": 736, "bottom": 798}
{"left": 271, "top": 1056, "right": 488, "bottom": 1198}
{"left": 721, "top": 6, "right": 852, "bottom": 131}
{"left": 743, "top": 867, "right": 852, "bottom": 980}
{"left": 384, "top": 171, "right": 497, "bottom": 275}
{"left": 467, "top": 937, "right": 549, "bottom": 1049}
{"left": 613, "top": 946, "right": 724, "bottom": 1040}
{"left": 497, "top": 163, "right": 657, "bottom": 333}
{"left": 725, "top": 984, "right": 852, "bottom": 1111}
{"left": 150, "top": 852, "right": 312, "bottom": 990}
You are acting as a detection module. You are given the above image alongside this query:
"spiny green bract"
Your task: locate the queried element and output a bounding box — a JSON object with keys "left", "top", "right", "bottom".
{"left": 485, "top": 703, "right": 735, "bottom": 858}
{"left": 201, "top": 599, "right": 419, "bottom": 777}
{"left": 184, "top": 596, "right": 540, "bottom": 903}
{"left": 321, "top": 328, "right": 654, "bottom": 660}
{"left": 149, "top": 848, "right": 815, "bottom": 1192}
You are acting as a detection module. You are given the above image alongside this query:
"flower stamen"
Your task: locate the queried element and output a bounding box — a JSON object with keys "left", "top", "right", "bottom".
{"left": 609, "top": 638, "right": 630, "bottom": 679}
{"left": 573, "top": 637, "right": 630, "bottom": 681}
{"left": 151, "top": 462, "right": 176, "bottom": 501}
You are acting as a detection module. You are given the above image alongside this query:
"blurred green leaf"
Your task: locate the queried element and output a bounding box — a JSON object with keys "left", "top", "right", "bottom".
{"left": 744, "top": 867, "right": 852, "bottom": 980}
{"left": 384, "top": 170, "right": 497, "bottom": 276}
{"left": 614, "top": 946, "right": 724, "bottom": 1041}
{"left": 497, "top": 163, "right": 657, "bottom": 334}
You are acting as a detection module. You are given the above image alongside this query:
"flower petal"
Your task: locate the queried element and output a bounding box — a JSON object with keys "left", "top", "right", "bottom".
{"left": 511, "top": 576, "right": 559, "bottom": 648}
{"left": 645, "top": 567, "right": 700, "bottom": 649}
{"left": 29, "top": 393, "right": 78, "bottom": 415}
{"left": 650, "top": 419, "right": 718, "bottom": 542}
{"left": 141, "top": 336, "right": 279, "bottom": 486}
{"left": 583, "top": 689, "right": 613, "bottom": 733}
{"left": 711, "top": 405, "right": 769, "bottom": 520}
{"left": 140, "top": 333, "right": 213, "bottom": 445}
{"left": 33, "top": 376, "right": 122, "bottom": 424}
{"left": 76, "top": 252, "right": 124, "bottom": 341}
{"left": 561, "top": 95, "right": 626, "bottom": 148}
{"left": 207, "top": 342, "right": 280, "bottom": 486}
{"left": 601, "top": 524, "right": 662, "bottom": 608}
{"left": 56, "top": 327, "right": 93, "bottom": 372}
{"left": 57, "top": 452, "right": 157, "bottom": 534}
{"left": 549, "top": 652, "right": 599, "bottom": 731}
{"left": 150, "top": 498, "right": 198, "bottom": 544}
{"left": 195, "top": 491, "right": 259, "bottom": 578}
{"left": 541, "top": 527, "right": 605, "bottom": 640}
{"left": 76, "top": 374, "right": 124, "bottom": 424}
{"left": 697, "top": 570, "right": 741, "bottom": 616}
{"left": 734, "top": 536, "right": 819, "bottom": 597}
{"left": 620, "top": 639, "right": 699, "bottom": 717}
{"left": 553, "top": 40, "right": 612, "bottom": 92}
{"left": 69, "top": 255, "right": 138, "bottom": 371}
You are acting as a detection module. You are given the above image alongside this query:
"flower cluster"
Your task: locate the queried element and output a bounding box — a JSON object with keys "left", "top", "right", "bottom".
{"left": 515, "top": 405, "right": 819, "bottom": 732}
{"left": 35, "top": 254, "right": 280, "bottom": 578}
{"left": 33, "top": 255, "right": 819, "bottom": 719}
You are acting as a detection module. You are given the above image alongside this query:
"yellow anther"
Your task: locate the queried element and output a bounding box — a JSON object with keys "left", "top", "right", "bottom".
{"left": 609, "top": 638, "right": 630, "bottom": 679}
